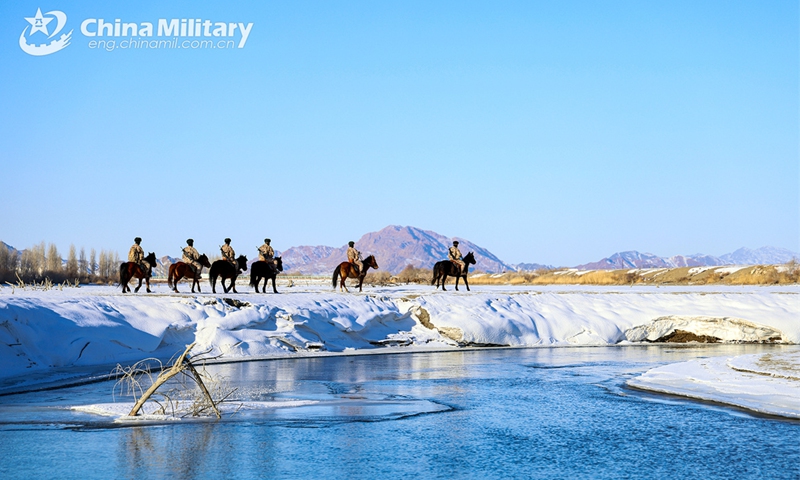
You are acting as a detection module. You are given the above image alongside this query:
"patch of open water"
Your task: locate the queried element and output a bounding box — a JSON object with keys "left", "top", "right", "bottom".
{"left": 1, "top": 345, "right": 798, "bottom": 479}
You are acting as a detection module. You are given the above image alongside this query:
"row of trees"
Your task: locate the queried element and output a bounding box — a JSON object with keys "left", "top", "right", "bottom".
{"left": 0, "top": 241, "right": 121, "bottom": 284}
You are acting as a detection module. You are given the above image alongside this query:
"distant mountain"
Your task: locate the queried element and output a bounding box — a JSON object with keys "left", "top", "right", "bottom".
{"left": 576, "top": 246, "right": 799, "bottom": 270}
{"left": 281, "top": 225, "right": 515, "bottom": 275}
{"left": 718, "top": 247, "right": 799, "bottom": 265}
{"left": 513, "top": 262, "right": 555, "bottom": 272}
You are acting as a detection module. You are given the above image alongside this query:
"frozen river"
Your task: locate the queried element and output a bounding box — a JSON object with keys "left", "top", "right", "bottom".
{"left": 1, "top": 345, "right": 799, "bottom": 479}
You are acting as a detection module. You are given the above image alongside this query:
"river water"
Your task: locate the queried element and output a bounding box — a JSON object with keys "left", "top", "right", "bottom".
{"left": 1, "top": 345, "right": 798, "bottom": 479}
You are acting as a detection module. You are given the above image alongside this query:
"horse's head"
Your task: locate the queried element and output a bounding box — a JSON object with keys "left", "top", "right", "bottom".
{"left": 145, "top": 252, "right": 157, "bottom": 265}
{"left": 275, "top": 256, "right": 284, "bottom": 272}
{"left": 364, "top": 255, "right": 379, "bottom": 269}
{"left": 237, "top": 255, "right": 248, "bottom": 271}
{"left": 199, "top": 254, "right": 212, "bottom": 268}
{"left": 464, "top": 251, "right": 476, "bottom": 265}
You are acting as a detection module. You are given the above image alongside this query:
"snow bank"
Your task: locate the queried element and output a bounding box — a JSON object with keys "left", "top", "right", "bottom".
{"left": 0, "top": 285, "right": 797, "bottom": 385}
{"left": 628, "top": 352, "right": 800, "bottom": 419}
{"left": 624, "top": 316, "right": 783, "bottom": 343}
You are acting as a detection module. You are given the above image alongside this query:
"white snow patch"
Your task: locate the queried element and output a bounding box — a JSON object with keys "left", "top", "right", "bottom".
{"left": 72, "top": 399, "right": 318, "bottom": 422}
{"left": 628, "top": 352, "right": 800, "bottom": 418}
{"left": 624, "top": 316, "right": 783, "bottom": 343}
{"left": 714, "top": 266, "right": 749, "bottom": 275}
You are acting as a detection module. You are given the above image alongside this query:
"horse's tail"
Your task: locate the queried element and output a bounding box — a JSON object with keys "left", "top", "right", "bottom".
{"left": 332, "top": 265, "right": 340, "bottom": 289}
{"left": 208, "top": 265, "right": 217, "bottom": 288}
{"left": 431, "top": 263, "right": 440, "bottom": 285}
{"left": 249, "top": 264, "right": 257, "bottom": 287}
{"left": 119, "top": 263, "right": 127, "bottom": 290}
{"left": 167, "top": 264, "right": 175, "bottom": 288}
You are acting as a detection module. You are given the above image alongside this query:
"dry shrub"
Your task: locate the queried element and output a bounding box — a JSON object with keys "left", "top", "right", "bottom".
{"left": 364, "top": 271, "right": 392, "bottom": 285}
{"left": 396, "top": 265, "right": 431, "bottom": 284}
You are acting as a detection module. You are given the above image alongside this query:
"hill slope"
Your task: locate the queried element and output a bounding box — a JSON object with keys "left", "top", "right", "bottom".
{"left": 281, "top": 225, "right": 515, "bottom": 274}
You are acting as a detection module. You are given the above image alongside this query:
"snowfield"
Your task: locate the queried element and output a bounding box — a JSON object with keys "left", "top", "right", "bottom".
{"left": 0, "top": 283, "right": 797, "bottom": 416}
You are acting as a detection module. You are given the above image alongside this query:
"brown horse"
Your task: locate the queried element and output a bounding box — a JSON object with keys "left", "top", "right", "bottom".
{"left": 332, "top": 255, "right": 378, "bottom": 292}
{"left": 209, "top": 255, "right": 248, "bottom": 294}
{"left": 431, "top": 251, "right": 476, "bottom": 291}
{"left": 168, "top": 254, "right": 211, "bottom": 293}
{"left": 120, "top": 252, "right": 157, "bottom": 293}
{"left": 250, "top": 257, "right": 283, "bottom": 293}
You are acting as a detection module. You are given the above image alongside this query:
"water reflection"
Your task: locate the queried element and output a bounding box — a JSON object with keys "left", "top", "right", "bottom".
{"left": 1, "top": 345, "right": 798, "bottom": 479}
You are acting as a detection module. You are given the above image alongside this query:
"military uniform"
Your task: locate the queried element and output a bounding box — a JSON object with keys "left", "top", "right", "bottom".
{"left": 128, "top": 242, "right": 149, "bottom": 275}
{"left": 182, "top": 245, "right": 202, "bottom": 275}
{"left": 258, "top": 243, "right": 274, "bottom": 263}
{"left": 347, "top": 245, "right": 363, "bottom": 274}
{"left": 129, "top": 243, "right": 144, "bottom": 264}
{"left": 221, "top": 244, "right": 236, "bottom": 265}
{"left": 449, "top": 244, "right": 465, "bottom": 275}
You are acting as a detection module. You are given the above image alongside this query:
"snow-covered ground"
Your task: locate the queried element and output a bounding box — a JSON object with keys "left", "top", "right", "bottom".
{"left": 1, "top": 282, "right": 798, "bottom": 418}
{"left": 628, "top": 351, "right": 800, "bottom": 418}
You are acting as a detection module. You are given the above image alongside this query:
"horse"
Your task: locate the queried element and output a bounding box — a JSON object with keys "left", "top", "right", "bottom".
{"left": 431, "top": 251, "right": 476, "bottom": 291}
{"left": 250, "top": 257, "right": 283, "bottom": 293}
{"left": 120, "top": 252, "right": 157, "bottom": 293}
{"left": 168, "top": 254, "right": 211, "bottom": 293}
{"left": 209, "top": 255, "right": 248, "bottom": 294}
{"left": 332, "top": 255, "right": 379, "bottom": 292}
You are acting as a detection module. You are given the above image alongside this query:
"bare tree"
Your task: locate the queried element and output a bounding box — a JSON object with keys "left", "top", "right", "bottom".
{"left": 79, "top": 247, "right": 87, "bottom": 282}
{"left": 90, "top": 248, "right": 97, "bottom": 276}
{"left": 46, "top": 243, "right": 61, "bottom": 275}
{"left": 66, "top": 244, "right": 78, "bottom": 280}
{"left": 98, "top": 250, "right": 109, "bottom": 280}
{"left": 0, "top": 242, "right": 19, "bottom": 283}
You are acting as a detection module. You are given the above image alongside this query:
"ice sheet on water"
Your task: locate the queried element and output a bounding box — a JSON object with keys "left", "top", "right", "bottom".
{"left": 628, "top": 351, "right": 800, "bottom": 419}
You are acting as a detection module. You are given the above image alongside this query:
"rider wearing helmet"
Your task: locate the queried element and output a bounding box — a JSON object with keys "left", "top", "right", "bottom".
{"left": 347, "top": 241, "right": 363, "bottom": 275}
{"left": 258, "top": 239, "right": 275, "bottom": 268}
{"left": 128, "top": 237, "right": 147, "bottom": 273}
{"left": 448, "top": 241, "right": 465, "bottom": 276}
{"left": 221, "top": 238, "right": 236, "bottom": 266}
{"left": 182, "top": 239, "right": 202, "bottom": 276}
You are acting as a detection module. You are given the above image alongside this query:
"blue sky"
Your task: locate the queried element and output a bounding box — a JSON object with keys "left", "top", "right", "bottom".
{"left": 1, "top": 1, "right": 797, "bottom": 266}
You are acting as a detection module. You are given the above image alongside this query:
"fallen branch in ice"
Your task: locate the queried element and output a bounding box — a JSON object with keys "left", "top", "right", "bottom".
{"left": 114, "top": 343, "right": 235, "bottom": 418}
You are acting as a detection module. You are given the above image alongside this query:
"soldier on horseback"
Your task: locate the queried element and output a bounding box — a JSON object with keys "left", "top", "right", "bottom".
{"left": 347, "top": 241, "right": 363, "bottom": 275}
{"left": 182, "top": 239, "right": 202, "bottom": 277}
{"left": 128, "top": 237, "right": 150, "bottom": 276}
{"left": 258, "top": 238, "right": 275, "bottom": 269}
{"left": 221, "top": 238, "right": 236, "bottom": 267}
{"left": 449, "top": 241, "right": 465, "bottom": 276}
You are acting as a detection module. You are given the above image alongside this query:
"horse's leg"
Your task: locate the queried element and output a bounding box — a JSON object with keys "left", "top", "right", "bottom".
{"left": 358, "top": 274, "right": 364, "bottom": 292}
{"left": 134, "top": 276, "right": 143, "bottom": 293}
{"left": 231, "top": 276, "right": 238, "bottom": 294}
{"left": 463, "top": 275, "right": 470, "bottom": 292}
{"left": 146, "top": 277, "right": 151, "bottom": 293}
{"left": 341, "top": 268, "right": 349, "bottom": 293}
{"left": 455, "top": 275, "right": 460, "bottom": 291}
{"left": 172, "top": 272, "right": 181, "bottom": 293}
{"left": 272, "top": 276, "right": 278, "bottom": 294}
{"left": 442, "top": 274, "right": 447, "bottom": 291}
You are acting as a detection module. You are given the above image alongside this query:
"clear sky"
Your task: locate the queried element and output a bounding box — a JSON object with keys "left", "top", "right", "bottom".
{"left": 1, "top": 1, "right": 797, "bottom": 266}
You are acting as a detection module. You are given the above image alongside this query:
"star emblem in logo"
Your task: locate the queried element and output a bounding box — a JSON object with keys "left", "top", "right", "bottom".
{"left": 25, "top": 8, "right": 54, "bottom": 36}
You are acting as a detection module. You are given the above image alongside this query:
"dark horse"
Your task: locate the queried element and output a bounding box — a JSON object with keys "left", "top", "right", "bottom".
{"left": 209, "top": 255, "right": 248, "bottom": 294}
{"left": 332, "top": 255, "right": 379, "bottom": 292}
{"left": 120, "top": 252, "right": 157, "bottom": 293}
{"left": 431, "top": 251, "right": 476, "bottom": 291}
{"left": 250, "top": 257, "right": 283, "bottom": 293}
{"left": 168, "top": 254, "right": 211, "bottom": 293}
